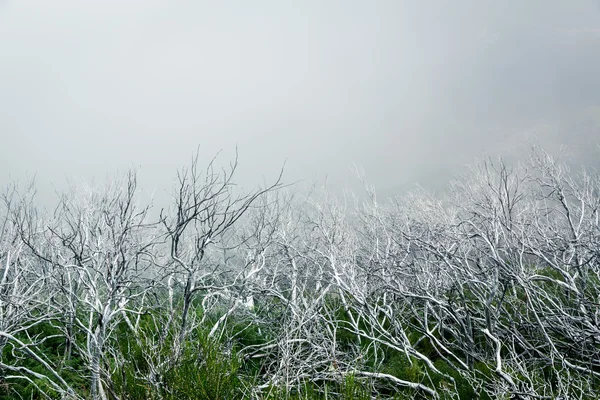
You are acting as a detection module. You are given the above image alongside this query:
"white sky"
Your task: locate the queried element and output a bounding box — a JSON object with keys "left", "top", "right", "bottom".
{"left": 1, "top": 1, "right": 600, "bottom": 206}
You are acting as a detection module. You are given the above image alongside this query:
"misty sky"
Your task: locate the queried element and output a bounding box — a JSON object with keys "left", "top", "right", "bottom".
{"left": 1, "top": 1, "right": 600, "bottom": 205}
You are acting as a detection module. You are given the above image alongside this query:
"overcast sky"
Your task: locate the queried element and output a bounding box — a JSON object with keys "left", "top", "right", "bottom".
{"left": 1, "top": 1, "right": 600, "bottom": 205}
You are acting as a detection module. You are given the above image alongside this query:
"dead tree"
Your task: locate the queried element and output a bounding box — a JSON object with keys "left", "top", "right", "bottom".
{"left": 146, "top": 149, "right": 284, "bottom": 385}
{"left": 22, "top": 172, "right": 161, "bottom": 400}
{"left": 0, "top": 182, "right": 79, "bottom": 399}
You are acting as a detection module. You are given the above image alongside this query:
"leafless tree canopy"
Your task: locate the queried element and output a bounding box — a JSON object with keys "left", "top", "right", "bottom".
{"left": 1, "top": 147, "right": 600, "bottom": 399}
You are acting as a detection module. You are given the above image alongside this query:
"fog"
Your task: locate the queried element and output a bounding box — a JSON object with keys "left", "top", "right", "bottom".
{"left": 1, "top": 1, "right": 600, "bottom": 206}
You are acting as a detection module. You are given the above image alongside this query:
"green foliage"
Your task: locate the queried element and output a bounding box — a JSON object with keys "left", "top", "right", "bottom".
{"left": 0, "top": 321, "right": 87, "bottom": 399}
{"left": 162, "top": 334, "right": 242, "bottom": 400}
{"left": 256, "top": 375, "right": 373, "bottom": 400}
{"left": 4, "top": 287, "right": 600, "bottom": 399}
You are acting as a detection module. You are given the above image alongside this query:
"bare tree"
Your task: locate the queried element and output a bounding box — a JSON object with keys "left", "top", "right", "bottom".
{"left": 21, "top": 172, "right": 161, "bottom": 400}
{"left": 113, "top": 150, "right": 285, "bottom": 395}
{"left": 3, "top": 145, "right": 599, "bottom": 399}
{"left": 0, "top": 182, "right": 79, "bottom": 399}
{"left": 344, "top": 151, "right": 600, "bottom": 398}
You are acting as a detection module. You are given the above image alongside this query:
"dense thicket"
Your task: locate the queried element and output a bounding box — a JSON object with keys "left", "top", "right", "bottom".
{"left": 1, "top": 147, "right": 599, "bottom": 399}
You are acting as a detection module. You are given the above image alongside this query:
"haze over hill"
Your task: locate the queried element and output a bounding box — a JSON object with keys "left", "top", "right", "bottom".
{"left": 1, "top": 1, "right": 599, "bottom": 205}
